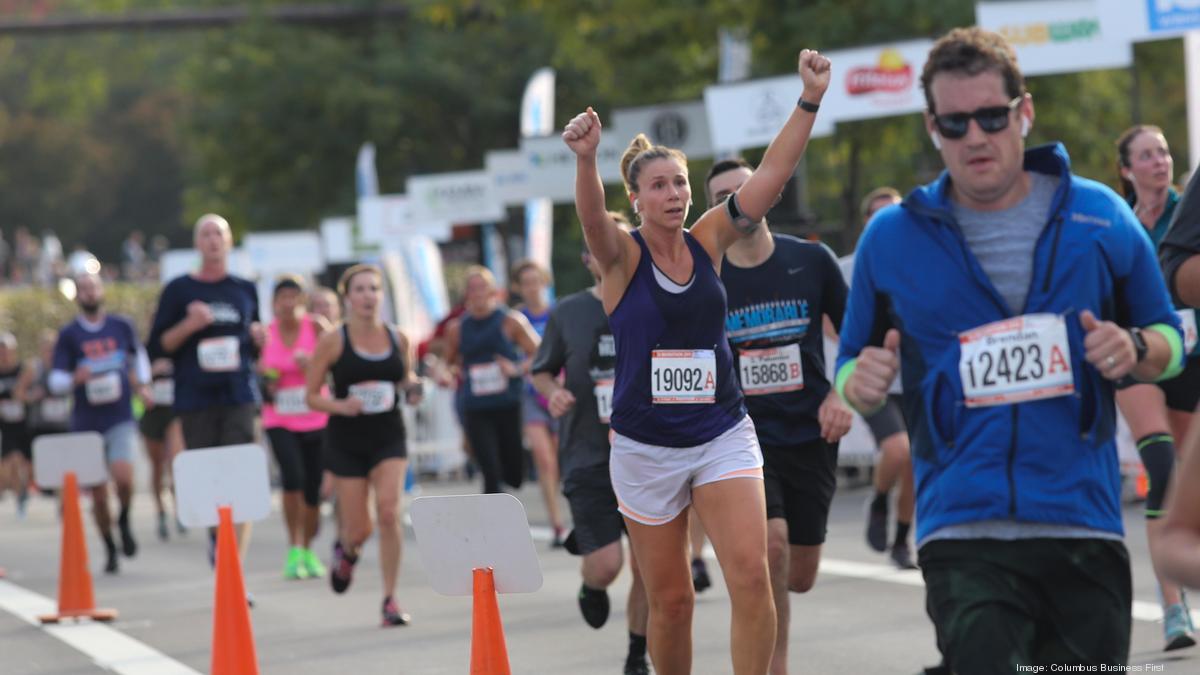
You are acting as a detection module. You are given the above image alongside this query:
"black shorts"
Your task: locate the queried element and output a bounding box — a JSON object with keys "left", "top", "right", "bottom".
{"left": 139, "top": 405, "right": 177, "bottom": 442}
{"left": 266, "top": 427, "right": 325, "bottom": 506}
{"left": 179, "top": 403, "right": 256, "bottom": 449}
{"left": 863, "top": 394, "right": 906, "bottom": 443}
{"left": 0, "top": 422, "right": 29, "bottom": 460}
{"left": 920, "top": 538, "right": 1131, "bottom": 674}
{"left": 325, "top": 426, "right": 407, "bottom": 478}
{"left": 563, "top": 463, "right": 624, "bottom": 556}
{"left": 762, "top": 438, "right": 838, "bottom": 546}
{"left": 1157, "top": 355, "right": 1200, "bottom": 412}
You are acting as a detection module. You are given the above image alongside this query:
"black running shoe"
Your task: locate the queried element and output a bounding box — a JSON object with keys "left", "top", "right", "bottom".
{"left": 330, "top": 541, "right": 357, "bottom": 594}
{"left": 865, "top": 495, "right": 889, "bottom": 553}
{"left": 119, "top": 519, "right": 137, "bottom": 558}
{"left": 551, "top": 526, "right": 566, "bottom": 549}
{"left": 381, "top": 596, "right": 411, "bottom": 627}
{"left": 577, "top": 584, "right": 610, "bottom": 629}
{"left": 691, "top": 558, "right": 712, "bottom": 593}
{"left": 624, "top": 658, "right": 650, "bottom": 675}
{"left": 890, "top": 543, "right": 918, "bottom": 570}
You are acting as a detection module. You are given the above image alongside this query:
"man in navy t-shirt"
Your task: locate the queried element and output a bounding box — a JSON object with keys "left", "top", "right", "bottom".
{"left": 147, "top": 213, "right": 263, "bottom": 571}
{"left": 148, "top": 213, "right": 262, "bottom": 449}
{"left": 49, "top": 272, "right": 152, "bottom": 574}
{"left": 709, "top": 157, "right": 852, "bottom": 675}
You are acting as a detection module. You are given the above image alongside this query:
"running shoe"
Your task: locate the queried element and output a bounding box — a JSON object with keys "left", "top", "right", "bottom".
{"left": 890, "top": 543, "right": 919, "bottom": 570}
{"left": 175, "top": 515, "right": 187, "bottom": 536}
{"left": 157, "top": 512, "right": 169, "bottom": 542}
{"left": 578, "top": 584, "right": 610, "bottom": 629}
{"left": 381, "top": 596, "right": 411, "bottom": 627}
{"left": 623, "top": 658, "right": 650, "bottom": 675}
{"left": 330, "top": 541, "right": 357, "bottom": 594}
{"left": 865, "top": 494, "right": 889, "bottom": 553}
{"left": 207, "top": 529, "right": 217, "bottom": 568}
{"left": 1164, "top": 603, "right": 1197, "bottom": 651}
{"left": 16, "top": 490, "right": 28, "bottom": 519}
{"left": 302, "top": 548, "right": 327, "bottom": 579}
{"left": 551, "top": 526, "right": 565, "bottom": 549}
{"left": 691, "top": 557, "right": 712, "bottom": 593}
{"left": 1183, "top": 590, "right": 1196, "bottom": 633}
{"left": 119, "top": 519, "right": 138, "bottom": 558}
{"left": 283, "top": 547, "right": 308, "bottom": 580}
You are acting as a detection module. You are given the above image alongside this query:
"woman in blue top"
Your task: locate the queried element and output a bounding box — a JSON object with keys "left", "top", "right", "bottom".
{"left": 562, "top": 49, "right": 831, "bottom": 675}
{"left": 1113, "top": 124, "right": 1196, "bottom": 651}
{"left": 512, "top": 259, "right": 566, "bottom": 546}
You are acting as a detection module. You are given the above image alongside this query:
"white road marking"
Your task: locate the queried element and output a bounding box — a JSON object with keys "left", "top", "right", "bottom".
{"left": 0, "top": 580, "right": 201, "bottom": 675}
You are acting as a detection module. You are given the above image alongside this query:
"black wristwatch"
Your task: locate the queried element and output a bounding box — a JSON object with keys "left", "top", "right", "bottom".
{"left": 1128, "top": 327, "right": 1149, "bottom": 363}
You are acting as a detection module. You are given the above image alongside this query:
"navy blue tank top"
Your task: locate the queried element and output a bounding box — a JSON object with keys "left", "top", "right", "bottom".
{"left": 609, "top": 230, "right": 745, "bottom": 447}
{"left": 460, "top": 309, "right": 523, "bottom": 410}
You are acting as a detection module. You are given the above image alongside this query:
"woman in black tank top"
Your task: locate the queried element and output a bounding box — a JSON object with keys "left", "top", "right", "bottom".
{"left": 306, "top": 264, "right": 422, "bottom": 627}
{"left": 0, "top": 332, "right": 30, "bottom": 516}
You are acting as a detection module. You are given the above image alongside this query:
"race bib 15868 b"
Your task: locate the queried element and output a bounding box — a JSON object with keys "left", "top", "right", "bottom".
{"left": 348, "top": 381, "right": 396, "bottom": 414}
{"left": 738, "top": 343, "right": 804, "bottom": 396}
{"left": 198, "top": 336, "right": 241, "bottom": 372}
{"left": 958, "top": 313, "right": 1074, "bottom": 408}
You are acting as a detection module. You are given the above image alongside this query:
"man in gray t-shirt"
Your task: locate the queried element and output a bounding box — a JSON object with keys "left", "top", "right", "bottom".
{"left": 531, "top": 240, "right": 649, "bottom": 673}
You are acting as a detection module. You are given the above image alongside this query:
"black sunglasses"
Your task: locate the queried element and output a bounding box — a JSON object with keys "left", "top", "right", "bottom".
{"left": 932, "top": 96, "right": 1022, "bottom": 140}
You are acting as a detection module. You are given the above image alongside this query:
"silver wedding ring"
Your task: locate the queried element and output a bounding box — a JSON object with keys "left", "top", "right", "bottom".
{"left": 1105, "top": 356, "right": 1116, "bottom": 369}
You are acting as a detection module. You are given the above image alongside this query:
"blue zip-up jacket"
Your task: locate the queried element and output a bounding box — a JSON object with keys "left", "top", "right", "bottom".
{"left": 836, "top": 144, "right": 1184, "bottom": 543}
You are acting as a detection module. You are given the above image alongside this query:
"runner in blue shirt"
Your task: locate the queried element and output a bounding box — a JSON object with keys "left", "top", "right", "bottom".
{"left": 49, "top": 272, "right": 152, "bottom": 574}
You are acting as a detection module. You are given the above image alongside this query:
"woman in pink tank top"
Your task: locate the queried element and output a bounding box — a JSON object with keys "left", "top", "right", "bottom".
{"left": 259, "top": 275, "right": 331, "bottom": 580}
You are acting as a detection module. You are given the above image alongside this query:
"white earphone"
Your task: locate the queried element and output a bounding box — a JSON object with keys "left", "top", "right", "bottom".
{"left": 1020, "top": 116, "right": 1030, "bottom": 138}
{"left": 633, "top": 199, "right": 641, "bottom": 214}
{"left": 930, "top": 132, "right": 943, "bottom": 151}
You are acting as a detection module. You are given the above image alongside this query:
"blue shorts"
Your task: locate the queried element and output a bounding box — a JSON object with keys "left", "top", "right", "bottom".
{"left": 102, "top": 420, "right": 138, "bottom": 465}
{"left": 521, "top": 389, "right": 557, "bottom": 431}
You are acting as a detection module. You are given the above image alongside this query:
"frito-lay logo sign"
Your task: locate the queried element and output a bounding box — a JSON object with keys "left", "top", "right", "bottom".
{"left": 845, "top": 49, "right": 912, "bottom": 96}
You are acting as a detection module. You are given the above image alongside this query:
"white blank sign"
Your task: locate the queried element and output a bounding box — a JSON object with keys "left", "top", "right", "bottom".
{"left": 410, "top": 494, "right": 543, "bottom": 596}
{"left": 172, "top": 444, "right": 271, "bottom": 528}
{"left": 33, "top": 432, "right": 108, "bottom": 488}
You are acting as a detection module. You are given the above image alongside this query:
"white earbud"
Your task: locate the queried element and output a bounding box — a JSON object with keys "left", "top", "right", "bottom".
{"left": 633, "top": 199, "right": 640, "bottom": 214}
{"left": 1020, "top": 117, "right": 1029, "bottom": 138}
{"left": 930, "top": 132, "right": 943, "bottom": 151}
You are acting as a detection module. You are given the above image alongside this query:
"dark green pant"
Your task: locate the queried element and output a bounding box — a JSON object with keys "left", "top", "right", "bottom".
{"left": 920, "top": 538, "right": 1131, "bottom": 674}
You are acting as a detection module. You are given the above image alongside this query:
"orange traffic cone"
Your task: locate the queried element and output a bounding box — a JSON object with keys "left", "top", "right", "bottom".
{"left": 38, "top": 471, "right": 117, "bottom": 624}
{"left": 211, "top": 505, "right": 259, "bottom": 675}
{"left": 470, "top": 567, "right": 511, "bottom": 675}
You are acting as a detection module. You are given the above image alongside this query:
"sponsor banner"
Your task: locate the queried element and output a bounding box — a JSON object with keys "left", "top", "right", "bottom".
{"left": 705, "top": 74, "right": 836, "bottom": 152}
{"left": 242, "top": 231, "right": 324, "bottom": 273}
{"left": 406, "top": 170, "right": 505, "bottom": 225}
{"left": 357, "top": 194, "right": 452, "bottom": 243}
{"left": 320, "top": 217, "right": 356, "bottom": 264}
{"left": 819, "top": 39, "right": 933, "bottom": 123}
{"left": 612, "top": 100, "right": 714, "bottom": 160}
{"left": 356, "top": 142, "right": 379, "bottom": 198}
{"left": 977, "top": 0, "right": 1132, "bottom": 75}
{"left": 520, "top": 67, "right": 556, "bottom": 137}
{"left": 515, "top": 131, "right": 626, "bottom": 200}
{"left": 1097, "top": 0, "right": 1200, "bottom": 41}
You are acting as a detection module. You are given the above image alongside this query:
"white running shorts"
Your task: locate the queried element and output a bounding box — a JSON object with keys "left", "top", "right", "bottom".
{"left": 610, "top": 415, "right": 763, "bottom": 526}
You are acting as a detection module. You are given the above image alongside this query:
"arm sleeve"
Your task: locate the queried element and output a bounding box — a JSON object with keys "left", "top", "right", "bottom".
{"left": 1160, "top": 170, "right": 1200, "bottom": 303}
{"left": 48, "top": 330, "right": 75, "bottom": 395}
{"left": 820, "top": 243, "right": 849, "bottom": 333}
{"left": 530, "top": 309, "right": 567, "bottom": 376}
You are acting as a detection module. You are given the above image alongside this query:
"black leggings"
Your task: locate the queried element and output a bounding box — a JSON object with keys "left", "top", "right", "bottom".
{"left": 463, "top": 405, "right": 524, "bottom": 494}
{"left": 266, "top": 428, "right": 325, "bottom": 507}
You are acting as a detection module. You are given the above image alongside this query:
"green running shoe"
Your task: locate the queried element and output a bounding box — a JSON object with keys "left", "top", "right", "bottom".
{"left": 302, "top": 547, "right": 327, "bottom": 579}
{"left": 284, "top": 547, "right": 309, "bottom": 580}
